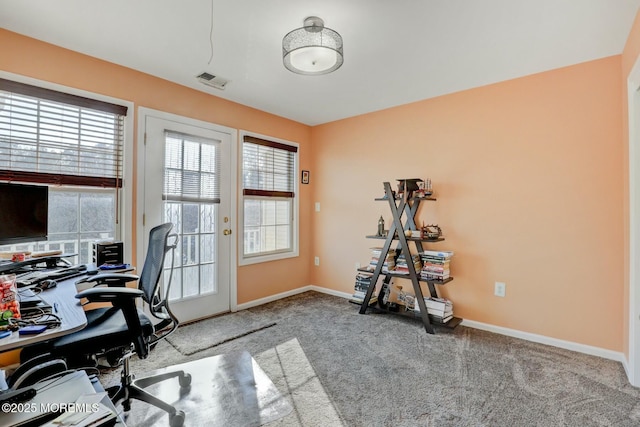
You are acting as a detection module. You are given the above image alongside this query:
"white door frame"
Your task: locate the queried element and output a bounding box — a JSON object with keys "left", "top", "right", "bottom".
{"left": 136, "top": 107, "right": 238, "bottom": 313}
{"left": 627, "top": 55, "right": 640, "bottom": 386}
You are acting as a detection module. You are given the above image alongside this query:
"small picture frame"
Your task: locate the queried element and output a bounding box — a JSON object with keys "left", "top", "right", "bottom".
{"left": 301, "top": 170, "right": 310, "bottom": 184}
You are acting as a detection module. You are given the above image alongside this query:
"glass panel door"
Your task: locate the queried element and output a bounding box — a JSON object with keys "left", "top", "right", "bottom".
{"left": 143, "top": 113, "right": 233, "bottom": 321}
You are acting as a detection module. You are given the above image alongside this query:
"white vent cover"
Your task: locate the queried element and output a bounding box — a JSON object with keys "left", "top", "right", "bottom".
{"left": 196, "top": 72, "right": 229, "bottom": 90}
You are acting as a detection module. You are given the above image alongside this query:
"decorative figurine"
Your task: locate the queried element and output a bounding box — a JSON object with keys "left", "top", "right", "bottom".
{"left": 421, "top": 223, "right": 442, "bottom": 240}
{"left": 377, "top": 216, "right": 385, "bottom": 237}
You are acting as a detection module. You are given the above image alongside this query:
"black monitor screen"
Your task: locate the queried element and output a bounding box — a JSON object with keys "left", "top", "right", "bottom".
{"left": 0, "top": 183, "right": 48, "bottom": 245}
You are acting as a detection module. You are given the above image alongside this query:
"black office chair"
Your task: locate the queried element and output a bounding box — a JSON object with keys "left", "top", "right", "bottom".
{"left": 24, "top": 223, "right": 191, "bottom": 426}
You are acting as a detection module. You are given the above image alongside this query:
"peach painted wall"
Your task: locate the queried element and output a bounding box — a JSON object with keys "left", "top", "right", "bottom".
{"left": 0, "top": 29, "right": 313, "bottom": 305}
{"left": 621, "top": 9, "right": 640, "bottom": 360}
{"left": 311, "top": 56, "right": 624, "bottom": 351}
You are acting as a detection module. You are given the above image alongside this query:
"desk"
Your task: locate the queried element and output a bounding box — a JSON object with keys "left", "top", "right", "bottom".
{"left": 0, "top": 276, "right": 88, "bottom": 353}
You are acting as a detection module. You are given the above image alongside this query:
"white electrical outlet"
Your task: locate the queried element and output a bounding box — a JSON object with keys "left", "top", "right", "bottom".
{"left": 315, "top": 202, "right": 320, "bottom": 212}
{"left": 314, "top": 256, "right": 320, "bottom": 266}
{"left": 355, "top": 262, "right": 361, "bottom": 269}
{"left": 495, "top": 282, "right": 506, "bottom": 297}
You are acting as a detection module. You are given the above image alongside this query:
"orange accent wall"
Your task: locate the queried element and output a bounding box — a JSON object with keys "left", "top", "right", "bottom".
{"left": 0, "top": 29, "right": 313, "bottom": 305}
{"left": 311, "top": 56, "right": 624, "bottom": 350}
{"left": 622, "top": 11, "right": 640, "bottom": 359}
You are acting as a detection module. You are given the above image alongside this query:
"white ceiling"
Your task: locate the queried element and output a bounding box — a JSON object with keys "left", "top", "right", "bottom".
{"left": 1, "top": 1, "right": 639, "bottom": 125}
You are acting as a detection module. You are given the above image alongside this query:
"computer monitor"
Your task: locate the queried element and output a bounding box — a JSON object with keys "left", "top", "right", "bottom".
{"left": 0, "top": 182, "right": 48, "bottom": 245}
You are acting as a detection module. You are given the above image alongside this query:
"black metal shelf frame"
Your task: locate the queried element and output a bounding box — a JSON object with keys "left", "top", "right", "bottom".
{"left": 359, "top": 181, "right": 458, "bottom": 334}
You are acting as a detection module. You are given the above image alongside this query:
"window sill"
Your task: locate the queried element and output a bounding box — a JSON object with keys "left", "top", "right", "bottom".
{"left": 239, "top": 250, "right": 299, "bottom": 266}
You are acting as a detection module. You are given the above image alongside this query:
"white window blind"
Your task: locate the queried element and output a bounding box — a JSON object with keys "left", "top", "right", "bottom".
{"left": 0, "top": 78, "right": 127, "bottom": 188}
{"left": 164, "top": 131, "right": 220, "bottom": 203}
{"left": 242, "top": 135, "right": 297, "bottom": 198}
{"left": 242, "top": 135, "right": 297, "bottom": 259}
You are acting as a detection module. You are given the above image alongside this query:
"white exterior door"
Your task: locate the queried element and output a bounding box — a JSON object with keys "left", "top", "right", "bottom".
{"left": 141, "top": 109, "right": 235, "bottom": 322}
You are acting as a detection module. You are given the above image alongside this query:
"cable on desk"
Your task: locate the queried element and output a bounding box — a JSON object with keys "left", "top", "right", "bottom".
{"left": 8, "top": 313, "right": 62, "bottom": 329}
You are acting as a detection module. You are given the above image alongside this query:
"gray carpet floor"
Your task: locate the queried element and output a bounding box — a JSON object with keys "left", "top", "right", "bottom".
{"left": 101, "top": 291, "right": 640, "bottom": 426}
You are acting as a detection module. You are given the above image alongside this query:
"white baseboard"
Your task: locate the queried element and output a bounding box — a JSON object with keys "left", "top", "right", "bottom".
{"left": 460, "top": 319, "right": 625, "bottom": 363}
{"left": 238, "top": 284, "right": 626, "bottom": 364}
{"left": 307, "top": 285, "right": 353, "bottom": 300}
{"left": 236, "top": 285, "right": 314, "bottom": 311}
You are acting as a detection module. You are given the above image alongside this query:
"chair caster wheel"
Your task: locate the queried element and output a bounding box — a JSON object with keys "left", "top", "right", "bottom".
{"left": 179, "top": 372, "right": 191, "bottom": 387}
{"left": 169, "top": 410, "right": 185, "bottom": 427}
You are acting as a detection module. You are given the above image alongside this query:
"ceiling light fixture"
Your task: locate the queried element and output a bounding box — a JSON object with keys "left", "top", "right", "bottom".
{"left": 282, "top": 16, "right": 343, "bottom": 75}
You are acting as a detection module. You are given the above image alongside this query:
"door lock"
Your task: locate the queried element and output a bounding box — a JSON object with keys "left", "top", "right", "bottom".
{"left": 223, "top": 229, "right": 232, "bottom": 235}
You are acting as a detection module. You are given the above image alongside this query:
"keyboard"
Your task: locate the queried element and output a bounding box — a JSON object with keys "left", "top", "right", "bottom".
{"left": 16, "top": 271, "right": 48, "bottom": 287}
{"left": 16, "top": 265, "right": 88, "bottom": 287}
{"left": 46, "top": 265, "right": 87, "bottom": 280}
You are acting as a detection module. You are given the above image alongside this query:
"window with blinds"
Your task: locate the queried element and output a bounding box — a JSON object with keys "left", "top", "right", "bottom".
{"left": 242, "top": 135, "right": 298, "bottom": 260}
{"left": 242, "top": 135, "right": 296, "bottom": 198}
{"left": 0, "top": 79, "right": 128, "bottom": 263}
{"left": 164, "top": 131, "right": 220, "bottom": 203}
{"left": 0, "top": 78, "right": 127, "bottom": 188}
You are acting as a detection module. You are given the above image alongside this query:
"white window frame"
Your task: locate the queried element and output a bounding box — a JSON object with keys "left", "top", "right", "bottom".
{"left": 0, "top": 71, "right": 134, "bottom": 261}
{"left": 239, "top": 130, "right": 299, "bottom": 265}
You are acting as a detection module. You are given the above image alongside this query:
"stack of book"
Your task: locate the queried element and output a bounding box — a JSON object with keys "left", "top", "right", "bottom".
{"left": 350, "top": 272, "right": 377, "bottom": 305}
{"left": 369, "top": 247, "right": 396, "bottom": 272}
{"left": 414, "top": 297, "right": 454, "bottom": 323}
{"left": 419, "top": 250, "right": 453, "bottom": 281}
{"left": 394, "top": 253, "right": 422, "bottom": 275}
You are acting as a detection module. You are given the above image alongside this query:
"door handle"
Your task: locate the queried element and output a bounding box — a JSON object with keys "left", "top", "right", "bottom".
{"left": 223, "top": 229, "right": 232, "bottom": 235}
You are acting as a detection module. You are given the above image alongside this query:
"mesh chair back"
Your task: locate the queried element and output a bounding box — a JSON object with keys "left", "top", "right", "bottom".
{"left": 139, "top": 223, "right": 173, "bottom": 308}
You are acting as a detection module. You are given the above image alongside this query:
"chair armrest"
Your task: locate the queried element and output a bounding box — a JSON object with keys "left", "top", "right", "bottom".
{"left": 75, "top": 287, "right": 143, "bottom": 303}
{"left": 76, "top": 287, "right": 149, "bottom": 359}
{"left": 76, "top": 273, "right": 139, "bottom": 287}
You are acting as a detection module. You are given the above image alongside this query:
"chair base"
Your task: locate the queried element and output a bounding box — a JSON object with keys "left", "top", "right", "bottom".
{"left": 108, "top": 354, "right": 191, "bottom": 427}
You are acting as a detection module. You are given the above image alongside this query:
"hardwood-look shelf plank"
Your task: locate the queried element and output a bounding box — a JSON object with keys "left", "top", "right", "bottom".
{"left": 366, "top": 235, "right": 445, "bottom": 242}
{"left": 361, "top": 304, "right": 461, "bottom": 329}
{"left": 374, "top": 197, "right": 437, "bottom": 202}
{"left": 356, "top": 268, "right": 453, "bottom": 285}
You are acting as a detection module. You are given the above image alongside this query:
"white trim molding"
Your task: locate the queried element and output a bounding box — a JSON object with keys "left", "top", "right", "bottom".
{"left": 628, "top": 53, "right": 640, "bottom": 386}
{"left": 461, "top": 319, "right": 625, "bottom": 363}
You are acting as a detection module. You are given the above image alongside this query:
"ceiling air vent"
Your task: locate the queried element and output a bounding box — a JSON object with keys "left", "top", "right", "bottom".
{"left": 196, "top": 72, "right": 229, "bottom": 90}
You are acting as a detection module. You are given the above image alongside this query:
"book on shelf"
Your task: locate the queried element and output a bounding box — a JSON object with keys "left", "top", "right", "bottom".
{"left": 429, "top": 313, "right": 453, "bottom": 324}
{"left": 355, "top": 272, "right": 372, "bottom": 285}
{"left": 353, "top": 290, "right": 374, "bottom": 299}
{"left": 423, "top": 306, "right": 453, "bottom": 316}
{"left": 352, "top": 271, "right": 378, "bottom": 305}
{"left": 420, "top": 250, "right": 454, "bottom": 258}
{"left": 417, "top": 306, "right": 453, "bottom": 317}
{"left": 394, "top": 253, "right": 422, "bottom": 275}
{"left": 419, "top": 253, "right": 452, "bottom": 273}
{"left": 422, "top": 267, "right": 449, "bottom": 275}
{"left": 421, "top": 258, "right": 451, "bottom": 265}
{"left": 350, "top": 293, "right": 378, "bottom": 305}
{"left": 420, "top": 272, "right": 450, "bottom": 281}
{"left": 369, "top": 247, "right": 396, "bottom": 272}
{"left": 425, "top": 296, "right": 453, "bottom": 307}
{"left": 415, "top": 297, "right": 453, "bottom": 314}
{"left": 420, "top": 257, "right": 450, "bottom": 263}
